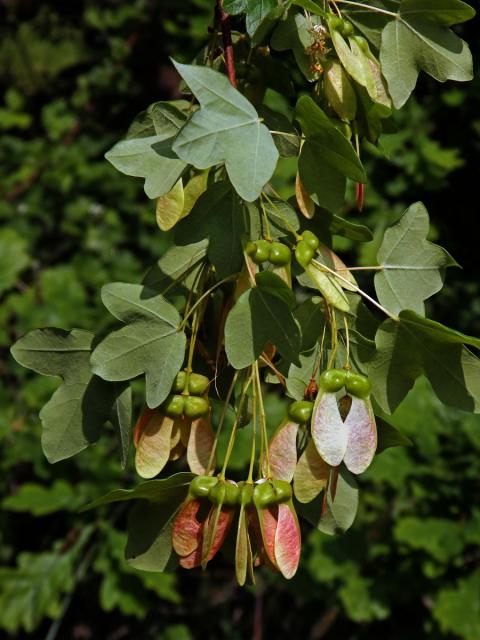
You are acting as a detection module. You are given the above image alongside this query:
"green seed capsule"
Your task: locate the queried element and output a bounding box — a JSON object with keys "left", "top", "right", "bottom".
{"left": 341, "top": 20, "right": 354, "bottom": 36}
{"left": 328, "top": 15, "right": 344, "bottom": 31}
{"left": 208, "top": 481, "right": 239, "bottom": 506}
{"left": 223, "top": 481, "right": 240, "bottom": 506}
{"left": 319, "top": 369, "right": 347, "bottom": 393}
{"left": 288, "top": 400, "right": 314, "bottom": 424}
{"left": 252, "top": 240, "right": 271, "bottom": 264}
{"left": 172, "top": 371, "right": 187, "bottom": 393}
{"left": 190, "top": 475, "right": 218, "bottom": 498}
{"left": 269, "top": 242, "right": 291, "bottom": 266}
{"left": 245, "top": 241, "right": 257, "bottom": 257}
{"left": 345, "top": 371, "right": 371, "bottom": 399}
{"left": 187, "top": 373, "right": 210, "bottom": 396}
{"left": 184, "top": 396, "right": 210, "bottom": 419}
{"left": 301, "top": 230, "right": 320, "bottom": 251}
{"left": 253, "top": 481, "right": 276, "bottom": 508}
{"left": 163, "top": 394, "right": 185, "bottom": 417}
{"left": 209, "top": 482, "right": 226, "bottom": 506}
{"left": 272, "top": 479, "right": 293, "bottom": 504}
{"left": 337, "top": 122, "right": 352, "bottom": 139}
{"left": 238, "top": 482, "right": 254, "bottom": 507}
{"left": 295, "top": 241, "right": 315, "bottom": 269}
{"left": 352, "top": 34, "right": 370, "bottom": 54}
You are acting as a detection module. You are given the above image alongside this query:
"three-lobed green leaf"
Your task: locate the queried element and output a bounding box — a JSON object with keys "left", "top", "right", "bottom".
{"left": 91, "top": 283, "right": 186, "bottom": 409}
{"left": 10, "top": 328, "right": 131, "bottom": 463}
{"left": 368, "top": 311, "right": 480, "bottom": 414}
{"left": 105, "top": 101, "right": 188, "bottom": 199}
{"left": 375, "top": 202, "right": 457, "bottom": 316}
{"left": 172, "top": 61, "right": 278, "bottom": 202}
{"left": 380, "top": 0, "right": 474, "bottom": 108}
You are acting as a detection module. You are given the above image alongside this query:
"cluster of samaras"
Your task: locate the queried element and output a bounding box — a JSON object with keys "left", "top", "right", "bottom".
{"left": 134, "top": 367, "right": 376, "bottom": 585}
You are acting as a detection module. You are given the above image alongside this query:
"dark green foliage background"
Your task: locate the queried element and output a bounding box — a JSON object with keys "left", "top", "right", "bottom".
{"left": 1, "top": 1, "right": 479, "bottom": 638}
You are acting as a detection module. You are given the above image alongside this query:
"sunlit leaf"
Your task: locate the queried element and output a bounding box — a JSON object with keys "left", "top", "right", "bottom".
{"left": 380, "top": 0, "right": 474, "bottom": 108}
{"left": 105, "top": 102, "right": 188, "bottom": 198}
{"left": 172, "top": 61, "right": 278, "bottom": 202}
{"left": 91, "top": 283, "right": 186, "bottom": 409}
{"left": 375, "top": 202, "right": 457, "bottom": 315}
{"left": 10, "top": 328, "right": 130, "bottom": 463}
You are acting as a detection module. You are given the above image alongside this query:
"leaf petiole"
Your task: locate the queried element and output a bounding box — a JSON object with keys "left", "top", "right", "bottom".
{"left": 331, "top": 0, "right": 397, "bottom": 18}
{"left": 207, "top": 371, "right": 239, "bottom": 475}
{"left": 342, "top": 265, "right": 384, "bottom": 272}
{"left": 254, "top": 361, "right": 271, "bottom": 479}
{"left": 247, "top": 387, "right": 257, "bottom": 483}
{"left": 179, "top": 274, "right": 237, "bottom": 330}
{"left": 220, "top": 372, "right": 253, "bottom": 478}
{"left": 343, "top": 315, "right": 351, "bottom": 370}
{"left": 312, "top": 258, "right": 398, "bottom": 320}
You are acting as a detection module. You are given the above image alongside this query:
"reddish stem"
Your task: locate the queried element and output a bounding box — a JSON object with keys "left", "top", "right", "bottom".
{"left": 355, "top": 182, "right": 365, "bottom": 211}
{"left": 215, "top": 0, "right": 237, "bottom": 87}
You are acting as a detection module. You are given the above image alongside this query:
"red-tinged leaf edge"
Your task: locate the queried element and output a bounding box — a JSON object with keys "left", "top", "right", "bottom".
{"left": 135, "top": 413, "right": 175, "bottom": 479}
{"left": 264, "top": 420, "right": 299, "bottom": 482}
{"left": 133, "top": 407, "right": 157, "bottom": 447}
{"left": 187, "top": 414, "right": 215, "bottom": 475}
{"left": 274, "top": 501, "right": 301, "bottom": 579}
{"left": 311, "top": 390, "right": 348, "bottom": 468}
{"left": 254, "top": 504, "right": 279, "bottom": 569}
{"left": 343, "top": 396, "right": 377, "bottom": 474}
{"left": 201, "top": 505, "right": 235, "bottom": 568}
{"left": 172, "top": 498, "right": 204, "bottom": 557}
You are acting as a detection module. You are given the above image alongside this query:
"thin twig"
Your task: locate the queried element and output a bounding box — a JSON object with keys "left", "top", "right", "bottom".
{"left": 215, "top": 0, "right": 237, "bottom": 87}
{"left": 259, "top": 354, "right": 286, "bottom": 387}
{"left": 309, "top": 606, "right": 341, "bottom": 639}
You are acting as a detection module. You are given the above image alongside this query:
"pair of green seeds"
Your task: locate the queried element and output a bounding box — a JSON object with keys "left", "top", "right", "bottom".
{"left": 288, "top": 370, "right": 371, "bottom": 424}
{"left": 246, "top": 230, "right": 320, "bottom": 269}
{"left": 246, "top": 240, "right": 291, "bottom": 266}
{"left": 328, "top": 15, "right": 370, "bottom": 53}
{"left": 320, "top": 369, "right": 371, "bottom": 398}
{"left": 328, "top": 16, "right": 355, "bottom": 36}
{"left": 190, "top": 476, "right": 292, "bottom": 508}
{"left": 295, "top": 230, "right": 320, "bottom": 268}
{"left": 161, "top": 370, "right": 210, "bottom": 419}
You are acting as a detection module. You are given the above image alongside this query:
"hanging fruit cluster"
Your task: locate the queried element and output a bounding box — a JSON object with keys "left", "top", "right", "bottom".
{"left": 10, "top": 0, "right": 476, "bottom": 588}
